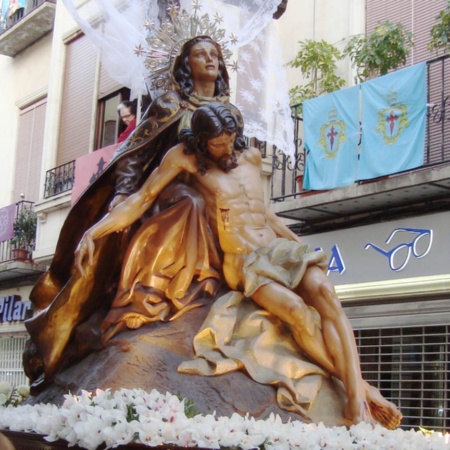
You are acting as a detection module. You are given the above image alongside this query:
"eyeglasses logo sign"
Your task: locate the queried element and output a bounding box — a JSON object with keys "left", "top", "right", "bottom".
{"left": 364, "top": 227, "right": 433, "bottom": 272}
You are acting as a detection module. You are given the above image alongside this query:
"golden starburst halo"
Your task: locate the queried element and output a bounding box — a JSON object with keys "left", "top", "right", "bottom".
{"left": 136, "top": 0, "right": 237, "bottom": 93}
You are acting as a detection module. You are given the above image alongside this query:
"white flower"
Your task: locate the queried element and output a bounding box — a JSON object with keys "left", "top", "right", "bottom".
{"left": 16, "top": 384, "right": 30, "bottom": 397}
{"left": 138, "top": 419, "right": 165, "bottom": 446}
{"left": 0, "top": 381, "right": 12, "bottom": 396}
{"left": 72, "top": 415, "right": 105, "bottom": 450}
{"left": 0, "top": 393, "right": 8, "bottom": 406}
{"left": 103, "top": 420, "right": 137, "bottom": 447}
{"left": 0, "top": 388, "right": 449, "bottom": 450}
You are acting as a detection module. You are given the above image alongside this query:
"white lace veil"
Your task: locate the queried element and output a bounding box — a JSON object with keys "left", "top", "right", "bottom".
{"left": 61, "top": 0, "right": 294, "bottom": 158}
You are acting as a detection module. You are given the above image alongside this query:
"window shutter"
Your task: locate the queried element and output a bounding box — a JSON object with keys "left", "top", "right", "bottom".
{"left": 57, "top": 35, "right": 97, "bottom": 166}
{"left": 98, "top": 62, "right": 122, "bottom": 98}
{"left": 13, "top": 100, "right": 46, "bottom": 203}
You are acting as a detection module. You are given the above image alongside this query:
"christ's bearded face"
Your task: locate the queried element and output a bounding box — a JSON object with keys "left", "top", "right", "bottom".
{"left": 206, "top": 132, "right": 238, "bottom": 172}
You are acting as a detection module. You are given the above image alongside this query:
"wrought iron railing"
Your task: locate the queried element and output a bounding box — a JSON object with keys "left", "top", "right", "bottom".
{"left": 270, "top": 55, "right": 450, "bottom": 202}
{"left": 0, "top": 200, "right": 35, "bottom": 263}
{"left": 426, "top": 54, "right": 450, "bottom": 165}
{"left": 268, "top": 103, "right": 305, "bottom": 201}
{"left": 44, "top": 160, "right": 76, "bottom": 199}
{"left": 0, "top": 0, "right": 56, "bottom": 34}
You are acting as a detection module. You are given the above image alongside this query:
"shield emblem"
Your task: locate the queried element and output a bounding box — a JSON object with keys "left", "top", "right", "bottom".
{"left": 318, "top": 117, "right": 347, "bottom": 160}
{"left": 376, "top": 104, "right": 409, "bottom": 145}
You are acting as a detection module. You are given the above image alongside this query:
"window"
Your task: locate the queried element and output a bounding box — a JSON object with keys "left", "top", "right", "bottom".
{"left": 95, "top": 91, "right": 151, "bottom": 150}
{"left": 356, "top": 325, "right": 449, "bottom": 431}
{"left": 346, "top": 298, "right": 450, "bottom": 432}
{"left": 0, "top": 335, "right": 28, "bottom": 387}
{"left": 95, "top": 88, "right": 130, "bottom": 150}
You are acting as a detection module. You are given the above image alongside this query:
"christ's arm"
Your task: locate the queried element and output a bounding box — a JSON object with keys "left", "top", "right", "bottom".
{"left": 75, "top": 144, "right": 194, "bottom": 276}
{"left": 265, "top": 209, "right": 304, "bottom": 243}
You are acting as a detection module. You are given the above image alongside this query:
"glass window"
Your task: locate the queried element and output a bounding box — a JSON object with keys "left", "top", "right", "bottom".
{"left": 95, "top": 88, "right": 130, "bottom": 150}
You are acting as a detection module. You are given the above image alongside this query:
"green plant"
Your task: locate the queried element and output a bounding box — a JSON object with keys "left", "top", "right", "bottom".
{"left": 176, "top": 392, "right": 202, "bottom": 418}
{"left": 428, "top": 0, "right": 450, "bottom": 55}
{"left": 287, "top": 39, "right": 346, "bottom": 107}
{"left": 344, "top": 21, "right": 413, "bottom": 82}
{"left": 11, "top": 204, "right": 37, "bottom": 250}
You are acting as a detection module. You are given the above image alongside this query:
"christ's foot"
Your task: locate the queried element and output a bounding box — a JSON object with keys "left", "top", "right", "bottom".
{"left": 364, "top": 382, "right": 402, "bottom": 430}
{"left": 344, "top": 398, "right": 377, "bottom": 427}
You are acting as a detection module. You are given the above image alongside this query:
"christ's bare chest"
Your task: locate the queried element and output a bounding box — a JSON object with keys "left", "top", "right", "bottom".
{"left": 195, "top": 163, "right": 261, "bottom": 207}
{"left": 192, "top": 160, "right": 266, "bottom": 232}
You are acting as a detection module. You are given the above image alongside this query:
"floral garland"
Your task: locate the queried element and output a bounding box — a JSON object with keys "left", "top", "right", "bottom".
{"left": 0, "top": 388, "right": 449, "bottom": 450}
{"left": 0, "top": 381, "right": 30, "bottom": 407}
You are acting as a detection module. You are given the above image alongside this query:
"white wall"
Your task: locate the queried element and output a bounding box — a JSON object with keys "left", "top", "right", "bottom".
{"left": 276, "top": 0, "right": 365, "bottom": 91}
{"left": 0, "top": 33, "right": 53, "bottom": 208}
{"left": 0, "top": 55, "right": 16, "bottom": 206}
{"left": 13, "top": 33, "right": 52, "bottom": 103}
{"left": 39, "top": 2, "right": 79, "bottom": 190}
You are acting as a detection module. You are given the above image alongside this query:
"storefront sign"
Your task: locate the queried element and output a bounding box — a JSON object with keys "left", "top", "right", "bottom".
{"left": 0, "top": 295, "right": 31, "bottom": 322}
{"left": 301, "top": 211, "right": 449, "bottom": 284}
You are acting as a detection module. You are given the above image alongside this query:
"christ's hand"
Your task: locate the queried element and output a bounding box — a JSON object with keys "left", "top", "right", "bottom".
{"left": 75, "top": 233, "right": 95, "bottom": 277}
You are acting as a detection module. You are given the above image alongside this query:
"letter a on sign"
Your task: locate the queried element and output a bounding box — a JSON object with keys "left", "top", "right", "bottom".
{"left": 327, "top": 245, "right": 346, "bottom": 275}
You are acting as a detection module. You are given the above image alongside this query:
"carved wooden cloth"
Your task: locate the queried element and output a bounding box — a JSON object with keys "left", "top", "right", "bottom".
{"left": 179, "top": 239, "right": 329, "bottom": 418}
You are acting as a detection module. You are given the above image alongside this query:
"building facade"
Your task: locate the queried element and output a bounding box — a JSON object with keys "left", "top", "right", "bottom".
{"left": 0, "top": 0, "right": 448, "bottom": 431}
{"left": 273, "top": 0, "right": 450, "bottom": 431}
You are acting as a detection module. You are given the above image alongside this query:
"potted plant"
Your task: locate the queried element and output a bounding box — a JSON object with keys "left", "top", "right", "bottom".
{"left": 343, "top": 21, "right": 414, "bottom": 82}
{"left": 11, "top": 203, "right": 37, "bottom": 261}
{"left": 287, "top": 40, "right": 346, "bottom": 194}
{"left": 428, "top": 0, "right": 450, "bottom": 55}
{"left": 288, "top": 39, "right": 346, "bottom": 110}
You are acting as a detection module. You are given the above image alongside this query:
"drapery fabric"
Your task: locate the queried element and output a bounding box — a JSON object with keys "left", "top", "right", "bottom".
{"left": 0, "top": 203, "right": 16, "bottom": 242}
{"left": 359, "top": 63, "right": 426, "bottom": 180}
{"left": 303, "top": 63, "right": 426, "bottom": 189}
{"left": 179, "top": 239, "right": 328, "bottom": 419}
{"left": 1, "top": 0, "right": 26, "bottom": 20}
{"left": 61, "top": 0, "right": 295, "bottom": 159}
{"left": 303, "top": 86, "right": 360, "bottom": 190}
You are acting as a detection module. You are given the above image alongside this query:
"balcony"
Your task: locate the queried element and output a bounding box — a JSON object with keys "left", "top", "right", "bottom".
{"left": 270, "top": 55, "right": 450, "bottom": 234}
{"left": 44, "top": 160, "right": 76, "bottom": 199}
{"left": 0, "top": 0, "right": 56, "bottom": 57}
{"left": 0, "top": 201, "right": 46, "bottom": 287}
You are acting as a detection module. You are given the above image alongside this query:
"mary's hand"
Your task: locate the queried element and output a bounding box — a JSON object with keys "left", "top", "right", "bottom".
{"left": 75, "top": 233, "right": 95, "bottom": 277}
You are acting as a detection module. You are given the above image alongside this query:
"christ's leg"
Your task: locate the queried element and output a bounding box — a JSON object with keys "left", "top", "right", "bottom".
{"left": 250, "top": 281, "right": 338, "bottom": 380}
{"left": 297, "top": 265, "right": 402, "bottom": 429}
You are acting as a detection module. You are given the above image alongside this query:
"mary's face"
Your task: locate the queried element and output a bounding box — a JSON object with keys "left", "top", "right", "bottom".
{"left": 188, "top": 41, "right": 219, "bottom": 86}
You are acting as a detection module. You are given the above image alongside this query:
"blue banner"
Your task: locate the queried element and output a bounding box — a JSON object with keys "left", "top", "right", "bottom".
{"left": 1, "top": 0, "right": 26, "bottom": 20}
{"left": 358, "top": 63, "right": 426, "bottom": 180}
{"left": 1, "top": 0, "right": 9, "bottom": 21}
{"left": 303, "top": 85, "right": 359, "bottom": 190}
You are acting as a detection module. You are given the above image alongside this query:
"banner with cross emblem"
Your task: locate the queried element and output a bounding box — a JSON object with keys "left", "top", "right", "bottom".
{"left": 303, "top": 85, "right": 359, "bottom": 190}
{"left": 358, "top": 63, "right": 426, "bottom": 180}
